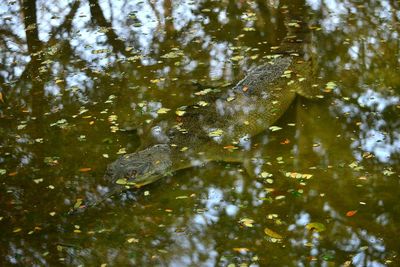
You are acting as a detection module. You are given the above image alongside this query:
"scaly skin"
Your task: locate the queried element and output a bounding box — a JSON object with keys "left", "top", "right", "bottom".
{"left": 69, "top": 55, "right": 319, "bottom": 214}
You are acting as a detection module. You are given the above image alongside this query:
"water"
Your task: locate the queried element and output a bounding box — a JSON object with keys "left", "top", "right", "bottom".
{"left": 0, "top": 0, "right": 399, "bottom": 266}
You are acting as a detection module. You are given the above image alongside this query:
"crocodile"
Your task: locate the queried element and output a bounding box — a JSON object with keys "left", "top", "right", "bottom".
{"left": 70, "top": 13, "right": 321, "bottom": 213}
{"left": 69, "top": 55, "right": 320, "bottom": 214}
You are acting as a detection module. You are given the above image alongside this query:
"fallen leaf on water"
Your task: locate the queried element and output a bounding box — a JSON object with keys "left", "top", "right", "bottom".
{"left": 73, "top": 198, "right": 83, "bottom": 209}
{"left": 233, "top": 247, "right": 250, "bottom": 253}
{"left": 0, "top": 92, "right": 4, "bottom": 103}
{"left": 175, "top": 110, "right": 186, "bottom": 116}
{"left": 346, "top": 210, "right": 357, "bottom": 217}
{"left": 264, "top": 227, "right": 283, "bottom": 239}
{"left": 79, "top": 167, "right": 92, "bottom": 172}
{"left": 116, "top": 178, "right": 128, "bottom": 185}
{"left": 208, "top": 129, "right": 224, "bottom": 137}
{"left": 33, "top": 178, "right": 44, "bottom": 184}
{"left": 157, "top": 107, "right": 170, "bottom": 114}
{"left": 127, "top": 237, "right": 139, "bottom": 243}
{"left": 306, "top": 222, "right": 326, "bottom": 232}
{"left": 280, "top": 138, "right": 290, "bottom": 144}
{"left": 223, "top": 145, "right": 238, "bottom": 150}
{"left": 269, "top": 126, "right": 282, "bottom": 132}
{"left": 239, "top": 218, "right": 255, "bottom": 227}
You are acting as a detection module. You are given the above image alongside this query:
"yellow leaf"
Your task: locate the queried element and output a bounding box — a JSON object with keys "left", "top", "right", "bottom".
{"left": 264, "top": 227, "right": 283, "bottom": 239}
{"left": 127, "top": 237, "right": 139, "bottom": 243}
{"left": 73, "top": 198, "right": 83, "bottom": 209}
{"left": 157, "top": 107, "right": 170, "bottom": 114}
{"left": 0, "top": 92, "right": 4, "bottom": 103}
{"left": 175, "top": 110, "right": 186, "bottom": 116}
{"left": 239, "top": 218, "right": 254, "bottom": 227}
{"left": 208, "top": 129, "right": 224, "bottom": 137}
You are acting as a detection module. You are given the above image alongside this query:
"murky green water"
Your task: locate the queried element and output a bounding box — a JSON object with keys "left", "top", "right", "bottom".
{"left": 1, "top": 0, "right": 399, "bottom": 266}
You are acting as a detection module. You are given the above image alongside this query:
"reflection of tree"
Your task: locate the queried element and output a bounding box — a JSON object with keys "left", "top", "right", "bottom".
{"left": 88, "top": 0, "right": 131, "bottom": 56}
{"left": 0, "top": 0, "right": 399, "bottom": 266}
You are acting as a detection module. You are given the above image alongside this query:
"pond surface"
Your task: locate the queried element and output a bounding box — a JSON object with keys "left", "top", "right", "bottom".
{"left": 0, "top": 0, "right": 399, "bottom": 266}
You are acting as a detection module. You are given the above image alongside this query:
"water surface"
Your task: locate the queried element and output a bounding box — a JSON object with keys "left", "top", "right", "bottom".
{"left": 0, "top": 0, "right": 399, "bottom": 266}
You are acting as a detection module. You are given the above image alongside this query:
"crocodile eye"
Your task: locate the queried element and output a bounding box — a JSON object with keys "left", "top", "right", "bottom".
{"left": 129, "top": 170, "right": 137, "bottom": 178}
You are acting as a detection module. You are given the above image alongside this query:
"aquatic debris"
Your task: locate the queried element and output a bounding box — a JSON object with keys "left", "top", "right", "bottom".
{"left": 306, "top": 222, "right": 326, "bottom": 232}
{"left": 239, "top": 218, "right": 255, "bottom": 227}
{"left": 285, "top": 172, "right": 313, "bottom": 179}
{"left": 161, "top": 49, "right": 183, "bottom": 59}
{"left": 78, "top": 167, "right": 92, "bottom": 172}
{"left": 264, "top": 227, "right": 283, "bottom": 239}
{"left": 157, "top": 107, "right": 171, "bottom": 114}
{"left": 208, "top": 129, "right": 224, "bottom": 137}
{"left": 175, "top": 110, "right": 186, "bottom": 116}
{"left": 269, "top": 126, "right": 282, "bottom": 132}
{"left": 346, "top": 210, "right": 357, "bottom": 217}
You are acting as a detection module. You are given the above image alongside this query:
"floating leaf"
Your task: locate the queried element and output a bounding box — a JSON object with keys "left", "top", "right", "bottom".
{"left": 157, "top": 107, "right": 170, "bottom": 114}
{"left": 17, "top": 124, "right": 26, "bottom": 130}
{"left": 197, "top": 101, "right": 208, "bottom": 107}
{"left": 226, "top": 96, "right": 235, "bottom": 102}
{"left": 233, "top": 247, "right": 249, "bottom": 253}
{"left": 79, "top": 167, "right": 92, "bottom": 172}
{"left": 194, "top": 88, "right": 213, "bottom": 96}
{"left": 239, "top": 218, "right": 255, "bottom": 227}
{"left": 127, "top": 237, "right": 139, "bottom": 243}
{"left": 0, "top": 169, "right": 6, "bottom": 175}
{"left": 223, "top": 145, "right": 238, "bottom": 150}
{"left": 44, "top": 157, "right": 59, "bottom": 166}
{"left": 326, "top": 81, "right": 337, "bottom": 90}
{"left": 346, "top": 210, "right": 357, "bottom": 217}
{"left": 231, "top": 55, "right": 244, "bottom": 62}
{"left": 322, "top": 253, "right": 335, "bottom": 261}
{"left": 208, "top": 129, "right": 224, "bottom": 137}
{"left": 264, "top": 227, "right": 283, "bottom": 239}
{"left": 161, "top": 50, "right": 183, "bottom": 59}
{"left": 383, "top": 168, "right": 395, "bottom": 176}
{"left": 306, "top": 222, "right": 326, "bottom": 232}
{"left": 175, "top": 195, "right": 189, "bottom": 199}
{"left": 269, "top": 126, "right": 282, "bottom": 132}
{"left": 243, "top": 27, "right": 255, "bottom": 31}
{"left": 285, "top": 172, "right": 313, "bottom": 179}
{"left": 116, "top": 178, "right": 128, "bottom": 185}
{"left": 175, "top": 110, "right": 186, "bottom": 116}
{"left": 260, "top": 172, "right": 273, "bottom": 178}
{"left": 73, "top": 198, "right": 83, "bottom": 209}
{"left": 0, "top": 92, "right": 4, "bottom": 103}
{"left": 117, "top": 148, "right": 127, "bottom": 154}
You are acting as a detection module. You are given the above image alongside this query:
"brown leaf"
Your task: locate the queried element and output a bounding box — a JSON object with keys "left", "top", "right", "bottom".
{"left": 0, "top": 92, "right": 4, "bottom": 103}
{"left": 79, "top": 167, "right": 92, "bottom": 172}
{"left": 346, "top": 210, "right": 357, "bottom": 217}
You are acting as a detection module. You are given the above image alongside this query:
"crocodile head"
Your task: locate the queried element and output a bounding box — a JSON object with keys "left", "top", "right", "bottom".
{"left": 70, "top": 144, "right": 172, "bottom": 214}
{"left": 104, "top": 144, "right": 172, "bottom": 189}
